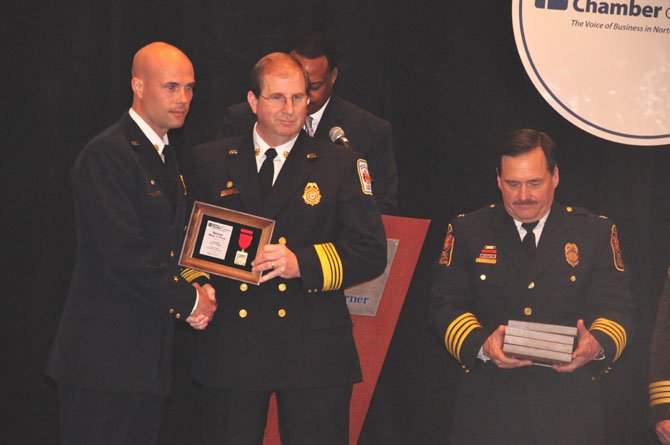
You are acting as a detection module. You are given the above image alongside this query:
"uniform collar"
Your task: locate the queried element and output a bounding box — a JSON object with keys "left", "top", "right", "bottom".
{"left": 128, "top": 108, "right": 170, "bottom": 155}
{"left": 252, "top": 123, "right": 300, "bottom": 166}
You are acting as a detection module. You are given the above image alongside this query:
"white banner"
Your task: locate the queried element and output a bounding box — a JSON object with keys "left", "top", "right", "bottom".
{"left": 512, "top": 0, "right": 670, "bottom": 146}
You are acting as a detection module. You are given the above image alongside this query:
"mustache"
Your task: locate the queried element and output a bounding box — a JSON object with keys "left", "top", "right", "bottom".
{"left": 513, "top": 199, "right": 538, "bottom": 206}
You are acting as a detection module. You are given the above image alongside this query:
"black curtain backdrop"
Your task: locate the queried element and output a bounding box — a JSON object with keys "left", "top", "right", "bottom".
{"left": 4, "top": 1, "right": 669, "bottom": 443}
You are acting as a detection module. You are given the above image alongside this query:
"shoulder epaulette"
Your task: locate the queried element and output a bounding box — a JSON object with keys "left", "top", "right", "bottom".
{"left": 458, "top": 203, "right": 499, "bottom": 219}
{"left": 563, "top": 205, "right": 592, "bottom": 217}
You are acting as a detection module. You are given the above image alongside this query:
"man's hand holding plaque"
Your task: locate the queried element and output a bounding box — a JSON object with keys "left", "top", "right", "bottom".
{"left": 251, "top": 244, "right": 301, "bottom": 283}
{"left": 553, "top": 319, "right": 603, "bottom": 373}
{"left": 484, "top": 325, "right": 533, "bottom": 369}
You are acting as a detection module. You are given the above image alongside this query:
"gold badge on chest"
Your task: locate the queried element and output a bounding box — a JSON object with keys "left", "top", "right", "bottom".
{"left": 303, "top": 182, "right": 321, "bottom": 206}
{"left": 565, "top": 242, "right": 579, "bottom": 267}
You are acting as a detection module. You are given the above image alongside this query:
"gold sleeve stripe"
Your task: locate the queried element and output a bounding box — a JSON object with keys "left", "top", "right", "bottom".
{"left": 590, "top": 318, "right": 626, "bottom": 361}
{"left": 444, "top": 312, "right": 482, "bottom": 362}
{"left": 590, "top": 320, "right": 625, "bottom": 360}
{"left": 591, "top": 318, "right": 627, "bottom": 347}
{"left": 314, "top": 243, "right": 343, "bottom": 291}
{"left": 594, "top": 318, "right": 627, "bottom": 349}
{"left": 593, "top": 322, "right": 625, "bottom": 350}
{"left": 650, "top": 382, "right": 670, "bottom": 406}
{"left": 453, "top": 322, "right": 481, "bottom": 362}
{"left": 180, "top": 268, "right": 210, "bottom": 283}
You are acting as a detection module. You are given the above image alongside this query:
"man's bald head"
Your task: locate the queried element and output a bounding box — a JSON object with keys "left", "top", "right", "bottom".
{"left": 131, "top": 42, "right": 190, "bottom": 80}
{"left": 130, "top": 42, "right": 195, "bottom": 138}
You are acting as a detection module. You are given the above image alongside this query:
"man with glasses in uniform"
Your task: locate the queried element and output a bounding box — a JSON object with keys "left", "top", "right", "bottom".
{"left": 191, "top": 52, "right": 386, "bottom": 445}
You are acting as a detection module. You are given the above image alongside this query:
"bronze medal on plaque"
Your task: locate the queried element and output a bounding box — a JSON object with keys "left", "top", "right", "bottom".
{"left": 234, "top": 229, "right": 254, "bottom": 266}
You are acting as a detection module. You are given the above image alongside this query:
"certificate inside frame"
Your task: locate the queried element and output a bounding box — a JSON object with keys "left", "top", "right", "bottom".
{"left": 179, "top": 201, "right": 275, "bottom": 284}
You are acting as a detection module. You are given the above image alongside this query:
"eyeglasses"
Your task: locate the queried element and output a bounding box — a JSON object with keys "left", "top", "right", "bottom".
{"left": 258, "top": 93, "right": 309, "bottom": 107}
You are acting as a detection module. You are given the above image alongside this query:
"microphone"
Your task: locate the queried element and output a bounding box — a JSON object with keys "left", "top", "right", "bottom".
{"left": 329, "top": 127, "right": 354, "bottom": 150}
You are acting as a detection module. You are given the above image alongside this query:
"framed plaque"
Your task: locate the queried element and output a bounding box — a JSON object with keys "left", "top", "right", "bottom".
{"left": 179, "top": 201, "right": 275, "bottom": 284}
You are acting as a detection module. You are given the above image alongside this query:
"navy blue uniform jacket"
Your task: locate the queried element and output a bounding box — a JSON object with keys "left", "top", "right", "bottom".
{"left": 190, "top": 132, "right": 387, "bottom": 390}
{"left": 47, "top": 113, "right": 203, "bottom": 395}
{"left": 430, "top": 203, "right": 635, "bottom": 445}
{"left": 217, "top": 94, "right": 398, "bottom": 215}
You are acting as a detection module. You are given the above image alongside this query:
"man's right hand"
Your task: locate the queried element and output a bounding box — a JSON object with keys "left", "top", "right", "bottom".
{"left": 483, "top": 325, "right": 532, "bottom": 369}
{"left": 187, "top": 283, "right": 217, "bottom": 330}
{"left": 656, "top": 419, "right": 670, "bottom": 444}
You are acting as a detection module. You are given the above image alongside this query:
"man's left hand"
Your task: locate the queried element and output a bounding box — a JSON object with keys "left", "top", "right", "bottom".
{"left": 554, "top": 319, "right": 602, "bottom": 373}
{"left": 251, "top": 244, "right": 300, "bottom": 283}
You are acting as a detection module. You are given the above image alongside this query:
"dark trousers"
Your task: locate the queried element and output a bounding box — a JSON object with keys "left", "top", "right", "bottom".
{"left": 58, "top": 384, "right": 165, "bottom": 445}
{"left": 202, "top": 384, "right": 353, "bottom": 445}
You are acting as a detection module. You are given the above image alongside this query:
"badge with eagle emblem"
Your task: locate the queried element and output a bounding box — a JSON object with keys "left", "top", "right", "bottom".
{"left": 303, "top": 182, "right": 321, "bottom": 206}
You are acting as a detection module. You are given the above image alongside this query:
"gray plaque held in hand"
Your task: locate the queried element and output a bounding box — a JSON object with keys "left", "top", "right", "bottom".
{"left": 503, "top": 320, "right": 577, "bottom": 365}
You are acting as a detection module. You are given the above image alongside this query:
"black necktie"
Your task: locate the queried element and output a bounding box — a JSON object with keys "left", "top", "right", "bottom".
{"left": 160, "top": 144, "right": 178, "bottom": 211}
{"left": 163, "top": 144, "right": 176, "bottom": 171}
{"left": 522, "top": 221, "right": 539, "bottom": 259}
{"left": 258, "top": 148, "right": 277, "bottom": 203}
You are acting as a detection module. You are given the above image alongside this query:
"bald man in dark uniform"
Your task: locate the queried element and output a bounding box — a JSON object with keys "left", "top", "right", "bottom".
{"left": 47, "top": 42, "right": 217, "bottom": 445}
